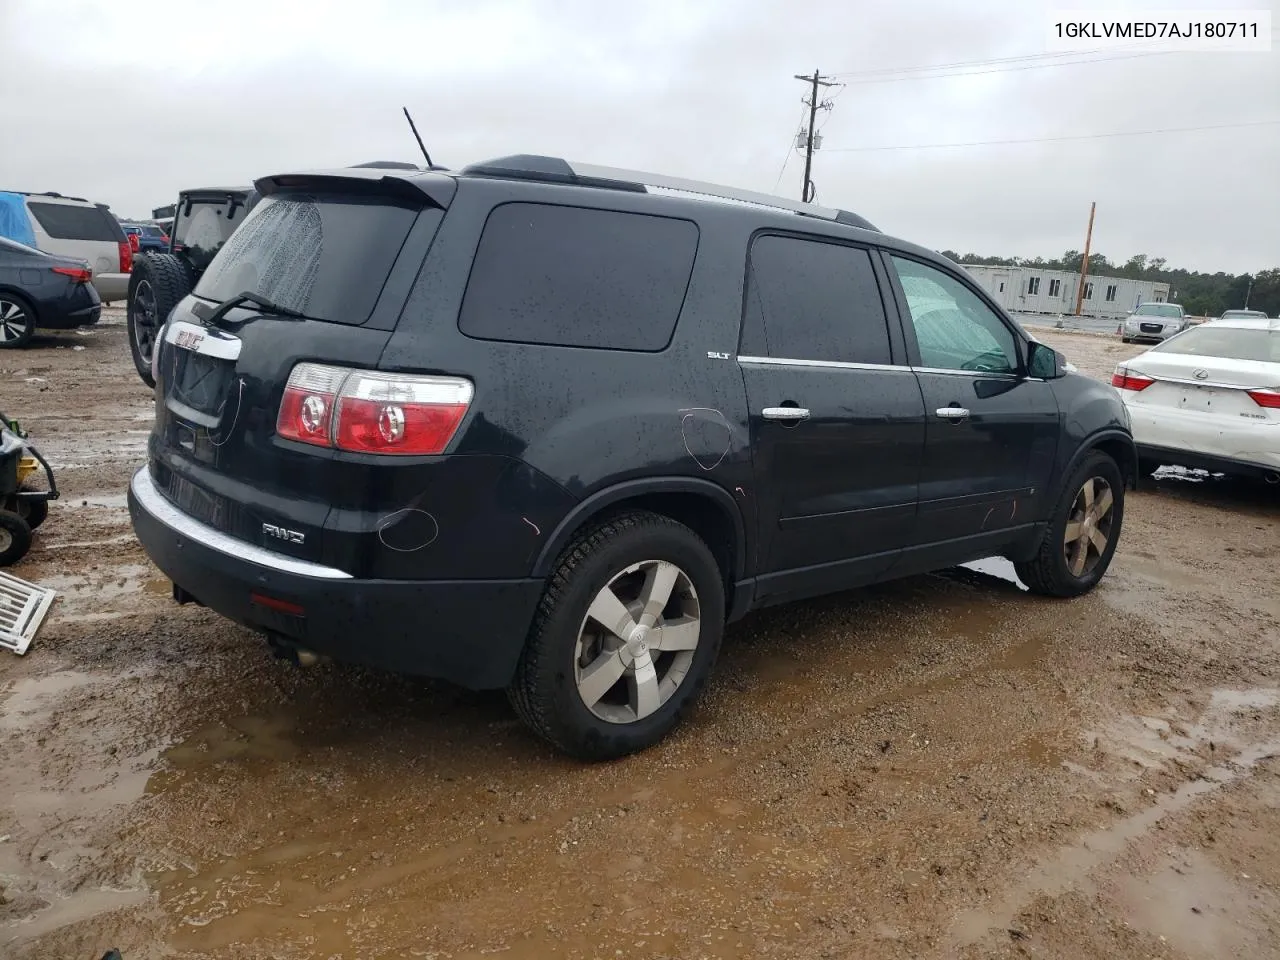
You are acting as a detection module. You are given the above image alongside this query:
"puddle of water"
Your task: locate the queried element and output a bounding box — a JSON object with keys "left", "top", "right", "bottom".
{"left": 67, "top": 493, "right": 129, "bottom": 509}
{"left": 952, "top": 736, "right": 1280, "bottom": 946}
{"left": 40, "top": 563, "right": 166, "bottom": 609}
{"left": 161, "top": 712, "right": 302, "bottom": 772}
{"left": 1, "top": 886, "right": 150, "bottom": 946}
{"left": 1114, "top": 849, "right": 1272, "bottom": 960}
{"left": 0, "top": 670, "right": 98, "bottom": 733}
{"left": 954, "top": 687, "right": 1280, "bottom": 947}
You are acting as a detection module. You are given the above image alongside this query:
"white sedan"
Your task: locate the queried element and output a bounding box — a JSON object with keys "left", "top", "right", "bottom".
{"left": 1111, "top": 316, "right": 1280, "bottom": 483}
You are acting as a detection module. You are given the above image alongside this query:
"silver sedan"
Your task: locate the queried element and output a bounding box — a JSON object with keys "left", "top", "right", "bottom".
{"left": 1120, "top": 302, "right": 1188, "bottom": 343}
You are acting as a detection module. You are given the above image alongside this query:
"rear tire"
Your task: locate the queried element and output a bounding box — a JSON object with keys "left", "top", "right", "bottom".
{"left": 1121, "top": 336, "right": 1131, "bottom": 344}
{"left": 0, "top": 293, "right": 36, "bottom": 349}
{"left": 1015, "top": 451, "right": 1124, "bottom": 598}
{"left": 128, "top": 253, "right": 194, "bottom": 387}
{"left": 0, "top": 511, "right": 33, "bottom": 566}
{"left": 508, "top": 510, "right": 725, "bottom": 760}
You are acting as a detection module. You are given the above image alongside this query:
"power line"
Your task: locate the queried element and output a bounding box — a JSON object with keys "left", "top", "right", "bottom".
{"left": 830, "top": 45, "right": 1168, "bottom": 78}
{"left": 823, "top": 118, "right": 1280, "bottom": 153}
{"left": 772, "top": 102, "right": 810, "bottom": 192}
{"left": 830, "top": 49, "right": 1178, "bottom": 84}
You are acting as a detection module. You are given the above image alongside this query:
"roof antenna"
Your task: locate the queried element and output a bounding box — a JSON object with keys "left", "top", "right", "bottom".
{"left": 402, "top": 107, "right": 434, "bottom": 168}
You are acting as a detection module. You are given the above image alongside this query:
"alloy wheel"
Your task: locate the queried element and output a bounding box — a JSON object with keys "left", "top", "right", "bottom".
{"left": 131, "top": 280, "right": 158, "bottom": 362}
{"left": 574, "top": 559, "right": 701, "bottom": 724}
{"left": 1063, "top": 476, "right": 1115, "bottom": 577}
{"left": 0, "top": 300, "right": 28, "bottom": 343}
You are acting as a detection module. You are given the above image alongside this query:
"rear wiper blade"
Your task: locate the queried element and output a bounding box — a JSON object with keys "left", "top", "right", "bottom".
{"left": 197, "top": 291, "right": 309, "bottom": 328}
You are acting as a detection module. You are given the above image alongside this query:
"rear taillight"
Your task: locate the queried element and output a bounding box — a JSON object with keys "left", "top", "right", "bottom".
{"left": 276, "top": 363, "right": 473, "bottom": 455}
{"left": 51, "top": 265, "right": 92, "bottom": 283}
{"left": 128, "top": 234, "right": 140, "bottom": 253}
{"left": 1247, "top": 388, "right": 1280, "bottom": 409}
{"left": 118, "top": 240, "right": 133, "bottom": 274}
{"left": 1111, "top": 366, "right": 1154, "bottom": 391}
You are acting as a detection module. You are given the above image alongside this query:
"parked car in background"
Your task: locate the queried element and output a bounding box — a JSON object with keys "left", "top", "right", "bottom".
{"left": 122, "top": 223, "right": 169, "bottom": 254}
{"left": 1114, "top": 316, "right": 1280, "bottom": 482}
{"left": 0, "top": 192, "right": 131, "bottom": 303}
{"left": 127, "top": 186, "right": 258, "bottom": 386}
{"left": 128, "top": 156, "right": 1135, "bottom": 760}
{"left": 1219, "top": 309, "right": 1268, "bottom": 321}
{"left": 1120, "top": 302, "right": 1187, "bottom": 343}
{"left": 0, "top": 236, "right": 102, "bottom": 348}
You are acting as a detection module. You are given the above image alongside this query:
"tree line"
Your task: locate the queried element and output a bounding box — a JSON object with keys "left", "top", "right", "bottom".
{"left": 938, "top": 250, "right": 1279, "bottom": 318}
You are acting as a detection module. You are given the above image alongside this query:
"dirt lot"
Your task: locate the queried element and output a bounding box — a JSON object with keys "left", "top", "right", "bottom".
{"left": 2, "top": 310, "right": 1279, "bottom": 960}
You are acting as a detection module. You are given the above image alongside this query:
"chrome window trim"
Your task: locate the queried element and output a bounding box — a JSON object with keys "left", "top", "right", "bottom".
{"left": 737, "top": 355, "right": 1019, "bottom": 379}
{"left": 130, "top": 467, "right": 353, "bottom": 580}
{"left": 736, "top": 355, "right": 910, "bottom": 372}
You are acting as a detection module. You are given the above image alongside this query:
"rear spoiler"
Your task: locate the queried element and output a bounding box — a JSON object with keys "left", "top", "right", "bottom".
{"left": 254, "top": 169, "right": 455, "bottom": 209}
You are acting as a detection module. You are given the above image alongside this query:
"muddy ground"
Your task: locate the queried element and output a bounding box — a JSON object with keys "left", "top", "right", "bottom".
{"left": 2, "top": 310, "right": 1279, "bottom": 960}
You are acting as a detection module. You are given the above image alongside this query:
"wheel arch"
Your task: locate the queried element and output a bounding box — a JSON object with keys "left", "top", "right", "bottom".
{"left": 1064, "top": 429, "right": 1138, "bottom": 492}
{"left": 0, "top": 286, "right": 38, "bottom": 317}
{"left": 532, "top": 477, "right": 749, "bottom": 589}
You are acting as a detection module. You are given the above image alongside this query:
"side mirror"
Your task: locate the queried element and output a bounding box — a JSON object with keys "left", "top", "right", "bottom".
{"left": 1027, "top": 340, "right": 1067, "bottom": 379}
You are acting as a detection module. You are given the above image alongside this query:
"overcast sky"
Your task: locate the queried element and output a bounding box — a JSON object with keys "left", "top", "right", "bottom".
{"left": 2, "top": 0, "right": 1276, "bottom": 273}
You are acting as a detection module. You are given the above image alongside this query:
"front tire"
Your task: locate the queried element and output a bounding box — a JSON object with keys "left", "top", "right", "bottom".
{"left": 127, "top": 253, "right": 194, "bottom": 387}
{"left": 0, "top": 511, "right": 33, "bottom": 566}
{"left": 508, "top": 511, "right": 725, "bottom": 760}
{"left": 1015, "top": 451, "right": 1124, "bottom": 598}
{"left": 0, "top": 293, "right": 36, "bottom": 349}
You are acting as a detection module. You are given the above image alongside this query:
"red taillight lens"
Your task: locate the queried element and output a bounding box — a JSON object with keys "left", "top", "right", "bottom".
{"left": 128, "top": 234, "right": 140, "bottom": 253}
{"left": 276, "top": 363, "right": 347, "bottom": 447}
{"left": 118, "top": 240, "right": 133, "bottom": 274}
{"left": 1247, "top": 388, "right": 1280, "bottom": 409}
{"left": 51, "top": 265, "right": 92, "bottom": 283}
{"left": 276, "top": 364, "right": 473, "bottom": 455}
{"left": 1111, "top": 367, "right": 1155, "bottom": 391}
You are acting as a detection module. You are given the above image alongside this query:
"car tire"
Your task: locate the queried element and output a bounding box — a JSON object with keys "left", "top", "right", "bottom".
{"left": 1121, "top": 337, "right": 1131, "bottom": 344}
{"left": 0, "top": 293, "right": 37, "bottom": 349}
{"left": 508, "top": 510, "right": 725, "bottom": 761}
{"left": 128, "top": 253, "right": 194, "bottom": 387}
{"left": 0, "top": 511, "right": 33, "bottom": 566}
{"left": 1014, "top": 450, "right": 1124, "bottom": 598}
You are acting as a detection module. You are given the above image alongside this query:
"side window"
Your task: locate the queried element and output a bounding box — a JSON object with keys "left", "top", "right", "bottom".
{"left": 27, "top": 202, "right": 123, "bottom": 242}
{"left": 459, "top": 203, "right": 698, "bottom": 352}
{"left": 889, "top": 256, "right": 1020, "bottom": 374}
{"left": 740, "top": 235, "right": 891, "bottom": 365}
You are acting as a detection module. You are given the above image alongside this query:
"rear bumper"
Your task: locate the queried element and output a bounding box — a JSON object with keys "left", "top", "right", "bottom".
{"left": 127, "top": 467, "right": 543, "bottom": 689}
{"left": 1126, "top": 402, "right": 1280, "bottom": 473}
{"left": 93, "top": 273, "right": 129, "bottom": 303}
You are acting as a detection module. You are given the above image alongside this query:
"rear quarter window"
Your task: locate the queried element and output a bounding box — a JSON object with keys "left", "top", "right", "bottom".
{"left": 458, "top": 203, "right": 699, "bottom": 351}
{"left": 27, "top": 202, "right": 125, "bottom": 242}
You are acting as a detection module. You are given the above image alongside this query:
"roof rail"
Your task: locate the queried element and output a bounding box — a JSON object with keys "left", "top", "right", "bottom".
{"left": 459, "top": 155, "right": 878, "bottom": 231}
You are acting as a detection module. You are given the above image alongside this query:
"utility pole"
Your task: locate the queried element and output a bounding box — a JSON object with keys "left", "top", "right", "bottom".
{"left": 1244, "top": 275, "right": 1254, "bottom": 308}
{"left": 793, "top": 70, "right": 837, "bottom": 202}
{"left": 1074, "top": 201, "right": 1097, "bottom": 317}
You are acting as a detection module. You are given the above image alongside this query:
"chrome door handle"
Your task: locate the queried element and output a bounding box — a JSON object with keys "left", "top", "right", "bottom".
{"left": 762, "top": 406, "right": 811, "bottom": 422}
{"left": 936, "top": 406, "right": 970, "bottom": 419}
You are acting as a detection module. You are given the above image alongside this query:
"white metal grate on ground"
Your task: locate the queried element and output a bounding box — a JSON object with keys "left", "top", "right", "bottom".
{"left": 0, "top": 571, "right": 55, "bottom": 655}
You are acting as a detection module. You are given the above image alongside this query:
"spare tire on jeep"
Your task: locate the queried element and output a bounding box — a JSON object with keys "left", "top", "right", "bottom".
{"left": 127, "top": 253, "right": 194, "bottom": 388}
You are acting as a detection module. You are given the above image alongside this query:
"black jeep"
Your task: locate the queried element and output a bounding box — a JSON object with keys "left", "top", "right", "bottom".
{"left": 127, "top": 187, "right": 258, "bottom": 386}
{"left": 128, "top": 156, "right": 1135, "bottom": 760}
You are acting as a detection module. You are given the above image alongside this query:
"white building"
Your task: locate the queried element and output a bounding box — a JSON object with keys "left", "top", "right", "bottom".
{"left": 960, "top": 264, "right": 1171, "bottom": 320}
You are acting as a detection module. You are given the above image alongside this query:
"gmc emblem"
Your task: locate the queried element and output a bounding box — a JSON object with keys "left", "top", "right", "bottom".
{"left": 262, "top": 523, "right": 305, "bottom": 545}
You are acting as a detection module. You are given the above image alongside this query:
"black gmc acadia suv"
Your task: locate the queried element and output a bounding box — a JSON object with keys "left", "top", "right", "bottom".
{"left": 128, "top": 156, "right": 1135, "bottom": 760}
